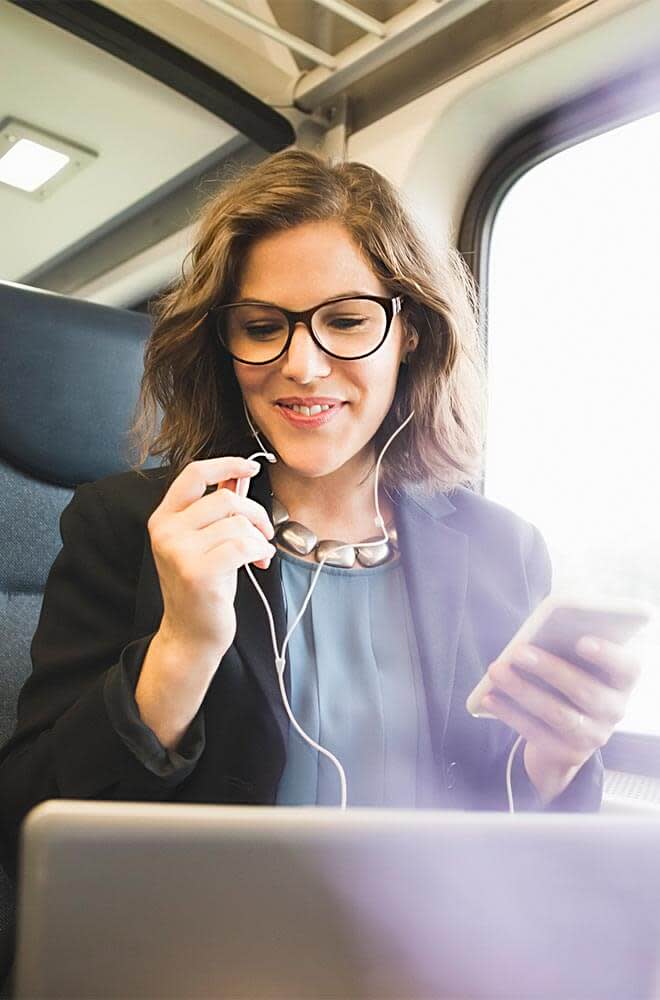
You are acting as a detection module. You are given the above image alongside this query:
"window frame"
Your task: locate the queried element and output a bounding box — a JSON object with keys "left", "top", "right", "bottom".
{"left": 457, "top": 50, "right": 660, "bottom": 776}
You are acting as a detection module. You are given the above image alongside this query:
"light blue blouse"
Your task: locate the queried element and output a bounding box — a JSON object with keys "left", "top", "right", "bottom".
{"left": 274, "top": 547, "right": 442, "bottom": 808}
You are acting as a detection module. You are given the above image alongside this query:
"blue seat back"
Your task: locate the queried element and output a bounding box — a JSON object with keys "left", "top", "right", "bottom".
{"left": 0, "top": 279, "right": 155, "bottom": 994}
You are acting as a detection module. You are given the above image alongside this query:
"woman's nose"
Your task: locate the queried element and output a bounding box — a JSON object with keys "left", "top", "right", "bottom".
{"left": 280, "top": 322, "right": 331, "bottom": 381}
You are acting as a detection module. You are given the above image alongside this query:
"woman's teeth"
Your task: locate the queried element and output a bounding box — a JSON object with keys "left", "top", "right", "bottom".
{"left": 282, "top": 403, "right": 334, "bottom": 415}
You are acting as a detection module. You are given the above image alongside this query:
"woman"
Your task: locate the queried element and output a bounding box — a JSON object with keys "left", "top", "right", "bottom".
{"left": 0, "top": 149, "right": 641, "bottom": 878}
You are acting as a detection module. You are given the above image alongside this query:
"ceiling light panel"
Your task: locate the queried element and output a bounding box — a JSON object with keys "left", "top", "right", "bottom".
{"left": 0, "top": 118, "right": 96, "bottom": 201}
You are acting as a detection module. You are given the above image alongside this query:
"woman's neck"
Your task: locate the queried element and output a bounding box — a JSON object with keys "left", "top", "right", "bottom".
{"left": 268, "top": 458, "right": 394, "bottom": 540}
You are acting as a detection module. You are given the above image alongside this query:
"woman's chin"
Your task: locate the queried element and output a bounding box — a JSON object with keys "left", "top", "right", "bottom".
{"left": 268, "top": 437, "right": 374, "bottom": 482}
{"left": 266, "top": 443, "right": 347, "bottom": 477}
{"left": 275, "top": 459, "right": 339, "bottom": 480}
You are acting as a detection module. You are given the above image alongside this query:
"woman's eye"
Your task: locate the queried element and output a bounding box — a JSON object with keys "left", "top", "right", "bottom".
{"left": 245, "top": 324, "right": 282, "bottom": 339}
{"left": 328, "top": 316, "right": 365, "bottom": 330}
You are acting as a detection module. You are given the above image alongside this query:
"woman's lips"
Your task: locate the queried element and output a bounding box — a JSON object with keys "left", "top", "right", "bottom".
{"left": 274, "top": 402, "right": 346, "bottom": 428}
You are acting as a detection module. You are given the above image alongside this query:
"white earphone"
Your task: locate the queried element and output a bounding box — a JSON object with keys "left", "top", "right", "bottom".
{"left": 234, "top": 399, "right": 521, "bottom": 813}
{"left": 235, "top": 398, "right": 413, "bottom": 809}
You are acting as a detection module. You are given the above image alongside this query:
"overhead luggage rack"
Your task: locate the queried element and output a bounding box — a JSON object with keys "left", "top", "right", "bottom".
{"left": 200, "top": 0, "right": 491, "bottom": 112}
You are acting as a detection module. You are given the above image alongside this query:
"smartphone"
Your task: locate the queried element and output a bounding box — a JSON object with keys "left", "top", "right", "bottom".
{"left": 466, "top": 594, "right": 655, "bottom": 719}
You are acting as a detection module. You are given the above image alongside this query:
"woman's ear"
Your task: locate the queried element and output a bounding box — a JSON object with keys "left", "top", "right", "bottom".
{"left": 401, "top": 332, "right": 419, "bottom": 364}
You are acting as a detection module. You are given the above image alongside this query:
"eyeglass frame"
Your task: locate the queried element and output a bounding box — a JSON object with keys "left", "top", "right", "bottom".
{"left": 209, "top": 294, "right": 404, "bottom": 364}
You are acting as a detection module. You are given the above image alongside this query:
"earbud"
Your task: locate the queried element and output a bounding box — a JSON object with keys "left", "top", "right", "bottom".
{"left": 242, "top": 399, "right": 277, "bottom": 465}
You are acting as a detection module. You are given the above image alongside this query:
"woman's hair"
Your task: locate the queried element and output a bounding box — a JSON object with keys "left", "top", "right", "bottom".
{"left": 127, "top": 147, "right": 486, "bottom": 497}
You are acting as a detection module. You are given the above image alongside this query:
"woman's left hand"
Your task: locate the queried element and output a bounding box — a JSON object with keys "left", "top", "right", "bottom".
{"left": 481, "top": 636, "right": 643, "bottom": 802}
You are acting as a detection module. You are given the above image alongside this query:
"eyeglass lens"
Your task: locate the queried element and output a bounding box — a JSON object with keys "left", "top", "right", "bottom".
{"left": 217, "top": 298, "right": 387, "bottom": 362}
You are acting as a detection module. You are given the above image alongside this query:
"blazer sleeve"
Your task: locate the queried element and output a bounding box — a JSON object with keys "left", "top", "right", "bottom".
{"left": 500, "top": 523, "right": 604, "bottom": 813}
{"left": 0, "top": 481, "right": 205, "bottom": 880}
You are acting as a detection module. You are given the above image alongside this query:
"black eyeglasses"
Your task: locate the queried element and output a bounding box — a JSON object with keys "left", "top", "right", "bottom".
{"left": 209, "top": 294, "right": 404, "bottom": 364}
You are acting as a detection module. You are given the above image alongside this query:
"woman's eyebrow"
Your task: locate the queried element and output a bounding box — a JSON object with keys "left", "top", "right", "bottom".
{"left": 234, "top": 290, "right": 377, "bottom": 305}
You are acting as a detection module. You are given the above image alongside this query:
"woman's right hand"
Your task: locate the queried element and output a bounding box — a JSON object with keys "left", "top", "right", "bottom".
{"left": 147, "top": 456, "right": 277, "bottom": 660}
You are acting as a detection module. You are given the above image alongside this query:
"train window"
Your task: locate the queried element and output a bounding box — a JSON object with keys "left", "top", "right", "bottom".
{"left": 482, "top": 109, "right": 660, "bottom": 738}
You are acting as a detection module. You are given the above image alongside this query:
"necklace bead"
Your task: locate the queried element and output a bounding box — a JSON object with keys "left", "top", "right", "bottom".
{"left": 271, "top": 495, "right": 398, "bottom": 568}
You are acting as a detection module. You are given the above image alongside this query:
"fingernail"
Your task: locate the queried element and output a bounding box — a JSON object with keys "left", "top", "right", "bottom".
{"left": 577, "top": 636, "right": 600, "bottom": 655}
{"left": 515, "top": 645, "right": 539, "bottom": 666}
{"left": 247, "top": 460, "right": 260, "bottom": 472}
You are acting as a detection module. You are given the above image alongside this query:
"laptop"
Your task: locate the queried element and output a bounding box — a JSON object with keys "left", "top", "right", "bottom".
{"left": 13, "top": 800, "right": 660, "bottom": 999}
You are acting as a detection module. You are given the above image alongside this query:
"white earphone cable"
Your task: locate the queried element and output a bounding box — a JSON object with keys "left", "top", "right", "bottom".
{"left": 238, "top": 400, "right": 413, "bottom": 809}
{"left": 506, "top": 734, "right": 524, "bottom": 813}
{"left": 237, "top": 399, "right": 520, "bottom": 814}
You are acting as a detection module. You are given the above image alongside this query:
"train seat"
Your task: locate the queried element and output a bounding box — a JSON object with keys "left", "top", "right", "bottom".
{"left": 0, "top": 279, "right": 152, "bottom": 996}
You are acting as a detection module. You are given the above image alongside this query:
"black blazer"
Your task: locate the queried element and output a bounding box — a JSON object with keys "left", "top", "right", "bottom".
{"left": 0, "top": 462, "right": 603, "bottom": 880}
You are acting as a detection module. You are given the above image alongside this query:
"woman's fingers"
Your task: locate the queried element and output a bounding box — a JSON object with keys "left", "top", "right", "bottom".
{"left": 197, "top": 513, "right": 275, "bottom": 558}
{"left": 147, "top": 457, "right": 273, "bottom": 660}
{"left": 183, "top": 486, "right": 275, "bottom": 540}
{"left": 483, "top": 637, "right": 643, "bottom": 777}
{"left": 481, "top": 689, "right": 596, "bottom": 766}
{"left": 573, "top": 635, "right": 642, "bottom": 692}
{"left": 201, "top": 530, "right": 277, "bottom": 575}
{"left": 486, "top": 661, "right": 608, "bottom": 743}
{"left": 157, "top": 457, "right": 262, "bottom": 516}
{"left": 488, "top": 646, "right": 625, "bottom": 727}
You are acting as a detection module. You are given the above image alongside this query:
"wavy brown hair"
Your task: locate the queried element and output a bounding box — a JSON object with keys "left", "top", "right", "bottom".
{"left": 127, "top": 147, "right": 486, "bottom": 498}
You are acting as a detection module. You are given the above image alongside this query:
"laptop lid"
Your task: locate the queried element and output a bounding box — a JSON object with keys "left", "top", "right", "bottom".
{"left": 14, "top": 800, "right": 660, "bottom": 999}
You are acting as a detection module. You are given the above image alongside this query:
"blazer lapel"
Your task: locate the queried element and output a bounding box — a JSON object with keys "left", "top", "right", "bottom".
{"left": 395, "top": 488, "right": 469, "bottom": 776}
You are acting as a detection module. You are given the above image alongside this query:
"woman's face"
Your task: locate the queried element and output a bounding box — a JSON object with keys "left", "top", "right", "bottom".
{"left": 231, "top": 220, "right": 414, "bottom": 482}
